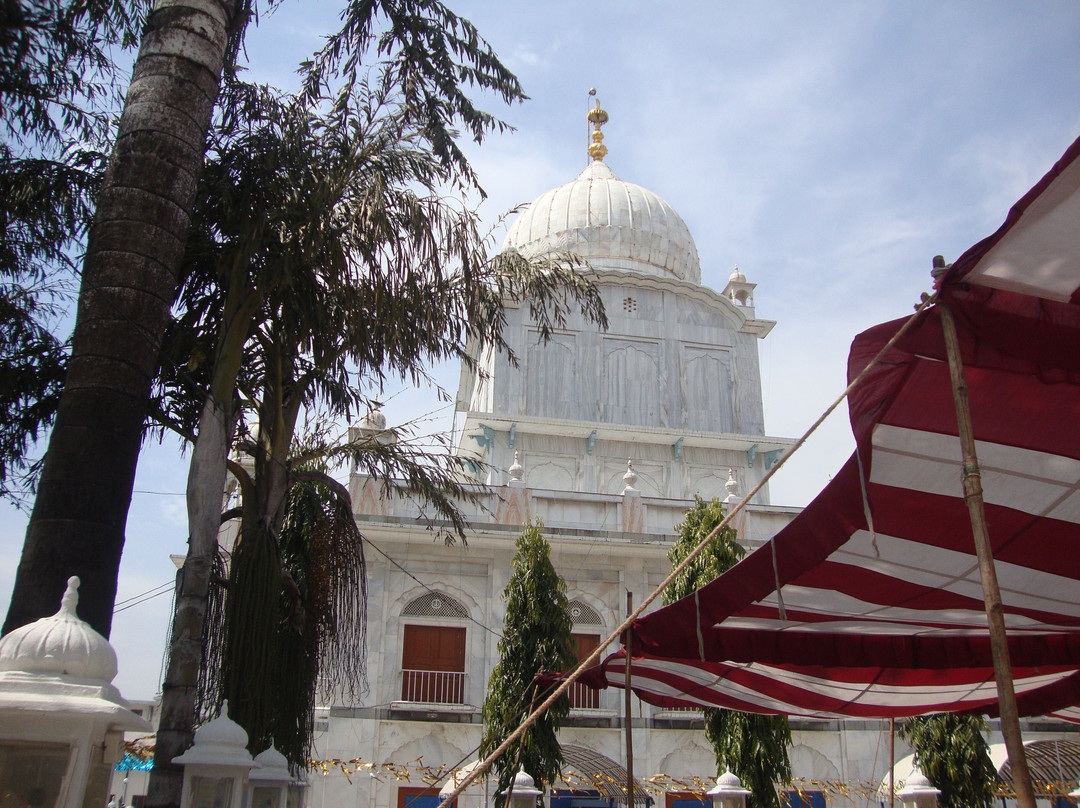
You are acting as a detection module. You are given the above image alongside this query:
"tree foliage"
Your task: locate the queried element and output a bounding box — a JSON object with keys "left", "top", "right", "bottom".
{"left": 152, "top": 62, "right": 604, "bottom": 768}
{"left": 1, "top": 0, "right": 143, "bottom": 148}
{"left": 897, "top": 714, "right": 998, "bottom": 808}
{"left": 482, "top": 520, "right": 577, "bottom": 801}
{"left": 664, "top": 497, "right": 792, "bottom": 808}
{"left": 202, "top": 453, "right": 368, "bottom": 766}
{"left": 301, "top": 0, "right": 525, "bottom": 189}
{"left": 0, "top": 0, "right": 139, "bottom": 504}
{"left": 0, "top": 271, "right": 66, "bottom": 504}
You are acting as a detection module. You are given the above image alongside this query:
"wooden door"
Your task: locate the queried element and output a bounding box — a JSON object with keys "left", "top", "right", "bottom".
{"left": 570, "top": 633, "right": 601, "bottom": 709}
{"left": 401, "top": 624, "right": 466, "bottom": 703}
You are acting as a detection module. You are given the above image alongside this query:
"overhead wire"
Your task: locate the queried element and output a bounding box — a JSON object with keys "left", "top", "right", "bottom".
{"left": 113, "top": 581, "right": 175, "bottom": 613}
{"left": 358, "top": 534, "right": 506, "bottom": 642}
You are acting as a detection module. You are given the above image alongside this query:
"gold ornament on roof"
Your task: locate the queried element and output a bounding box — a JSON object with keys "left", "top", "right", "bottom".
{"left": 587, "top": 97, "right": 609, "bottom": 161}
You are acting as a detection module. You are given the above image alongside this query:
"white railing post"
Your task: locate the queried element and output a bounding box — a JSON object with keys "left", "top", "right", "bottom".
{"left": 400, "top": 670, "right": 466, "bottom": 704}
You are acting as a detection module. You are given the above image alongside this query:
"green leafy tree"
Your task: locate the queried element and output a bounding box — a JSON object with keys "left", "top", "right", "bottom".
{"left": 664, "top": 497, "right": 792, "bottom": 808}
{"left": 200, "top": 448, "right": 369, "bottom": 768}
{"left": 0, "top": 267, "right": 67, "bottom": 505}
{"left": 482, "top": 520, "right": 578, "bottom": 803}
{"left": 1, "top": 0, "right": 142, "bottom": 148}
{"left": 897, "top": 714, "right": 998, "bottom": 808}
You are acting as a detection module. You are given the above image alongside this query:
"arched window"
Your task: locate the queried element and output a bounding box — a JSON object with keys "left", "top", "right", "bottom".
{"left": 401, "top": 591, "right": 469, "bottom": 619}
{"left": 400, "top": 592, "right": 469, "bottom": 704}
{"left": 567, "top": 599, "right": 602, "bottom": 625}
{"left": 566, "top": 599, "right": 604, "bottom": 710}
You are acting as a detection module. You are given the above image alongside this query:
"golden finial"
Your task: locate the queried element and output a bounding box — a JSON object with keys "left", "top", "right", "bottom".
{"left": 587, "top": 93, "right": 609, "bottom": 162}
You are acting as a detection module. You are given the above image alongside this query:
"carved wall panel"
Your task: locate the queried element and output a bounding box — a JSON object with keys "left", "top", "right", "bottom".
{"left": 528, "top": 457, "right": 578, "bottom": 492}
{"left": 681, "top": 345, "right": 734, "bottom": 432}
{"left": 684, "top": 465, "right": 729, "bottom": 501}
{"left": 602, "top": 338, "right": 661, "bottom": 426}
{"left": 525, "top": 332, "right": 578, "bottom": 419}
{"left": 466, "top": 341, "right": 496, "bottom": 413}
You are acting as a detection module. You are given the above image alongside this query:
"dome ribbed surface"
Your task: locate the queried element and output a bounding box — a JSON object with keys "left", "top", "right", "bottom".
{"left": 251, "top": 745, "right": 292, "bottom": 782}
{"left": 503, "top": 161, "right": 701, "bottom": 283}
{"left": 0, "top": 576, "right": 117, "bottom": 682}
{"left": 174, "top": 700, "right": 256, "bottom": 768}
{"left": 194, "top": 700, "right": 250, "bottom": 750}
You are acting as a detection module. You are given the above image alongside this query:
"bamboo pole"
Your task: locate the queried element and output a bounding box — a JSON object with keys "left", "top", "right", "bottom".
{"left": 889, "top": 718, "right": 895, "bottom": 808}
{"left": 938, "top": 301, "right": 1036, "bottom": 808}
{"left": 625, "top": 590, "right": 635, "bottom": 808}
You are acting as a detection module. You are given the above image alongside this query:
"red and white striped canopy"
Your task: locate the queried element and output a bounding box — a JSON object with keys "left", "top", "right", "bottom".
{"left": 580, "top": 134, "right": 1080, "bottom": 719}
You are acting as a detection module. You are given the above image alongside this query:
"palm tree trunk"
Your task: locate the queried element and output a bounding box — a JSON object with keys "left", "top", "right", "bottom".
{"left": 151, "top": 394, "right": 235, "bottom": 807}
{"left": 3, "top": 0, "right": 238, "bottom": 640}
{"left": 4, "top": 8, "right": 240, "bottom": 807}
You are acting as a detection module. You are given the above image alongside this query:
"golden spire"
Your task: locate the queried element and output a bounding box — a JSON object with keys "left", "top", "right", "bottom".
{"left": 587, "top": 95, "right": 609, "bottom": 162}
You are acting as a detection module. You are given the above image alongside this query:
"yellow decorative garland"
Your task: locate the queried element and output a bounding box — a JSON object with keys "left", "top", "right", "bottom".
{"left": 302, "top": 759, "right": 1078, "bottom": 801}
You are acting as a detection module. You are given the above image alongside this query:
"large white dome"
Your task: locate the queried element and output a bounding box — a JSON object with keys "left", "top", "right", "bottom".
{"left": 503, "top": 160, "right": 702, "bottom": 284}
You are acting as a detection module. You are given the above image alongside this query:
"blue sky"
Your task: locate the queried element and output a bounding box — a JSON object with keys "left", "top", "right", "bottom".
{"left": 3, "top": 0, "right": 1080, "bottom": 701}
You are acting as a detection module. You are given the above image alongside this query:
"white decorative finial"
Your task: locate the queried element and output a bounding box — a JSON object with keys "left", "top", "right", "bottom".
{"left": 60, "top": 576, "right": 80, "bottom": 615}
{"left": 725, "top": 467, "right": 738, "bottom": 504}
{"left": 622, "top": 458, "right": 638, "bottom": 493}
{"left": 509, "top": 450, "right": 524, "bottom": 483}
{"left": 353, "top": 400, "right": 394, "bottom": 450}
{"left": 724, "top": 266, "right": 754, "bottom": 307}
{"left": 0, "top": 573, "right": 120, "bottom": 682}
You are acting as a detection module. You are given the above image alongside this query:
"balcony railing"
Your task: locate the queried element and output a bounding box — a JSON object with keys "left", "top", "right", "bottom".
{"left": 655, "top": 704, "right": 702, "bottom": 716}
{"left": 400, "top": 669, "right": 466, "bottom": 704}
{"left": 568, "top": 680, "right": 600, "bottom": 710}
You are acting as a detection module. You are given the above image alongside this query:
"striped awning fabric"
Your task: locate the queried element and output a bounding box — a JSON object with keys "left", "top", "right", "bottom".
{"left": 577, "top": 134, "right": 1080, "bottom": 720}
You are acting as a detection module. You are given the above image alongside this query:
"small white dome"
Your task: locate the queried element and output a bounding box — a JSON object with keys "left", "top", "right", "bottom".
{"left": 728, "top": 265, "right": 746, "bottom": 283}
{"left": 503, "top": 770, "right": 542, "bottom": 797}
{"left": 251, "top": 745, "right": 293, "bottom": 782}
{"left": 907, "top": 772, "right": 932, "bottom": 788}
{"left": 717, "top": 772, "right": 742, "bottom": 788}
{"left": 708, "top": 771, "right": 751, "bottom": 796}
{"left": 359, "top": 404, "right": 387, "bottom": 431}
{"left": 503, "top": 161, "right": 701, "bottom": 284}
{"left": 194, "top": 700, "right": 249, "bottom": 749}
{"left": 0, "top": 577, "right": 117, "bottom": 682}
{"left": 175, "top": 700, "right": 255, "bottom": 768}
